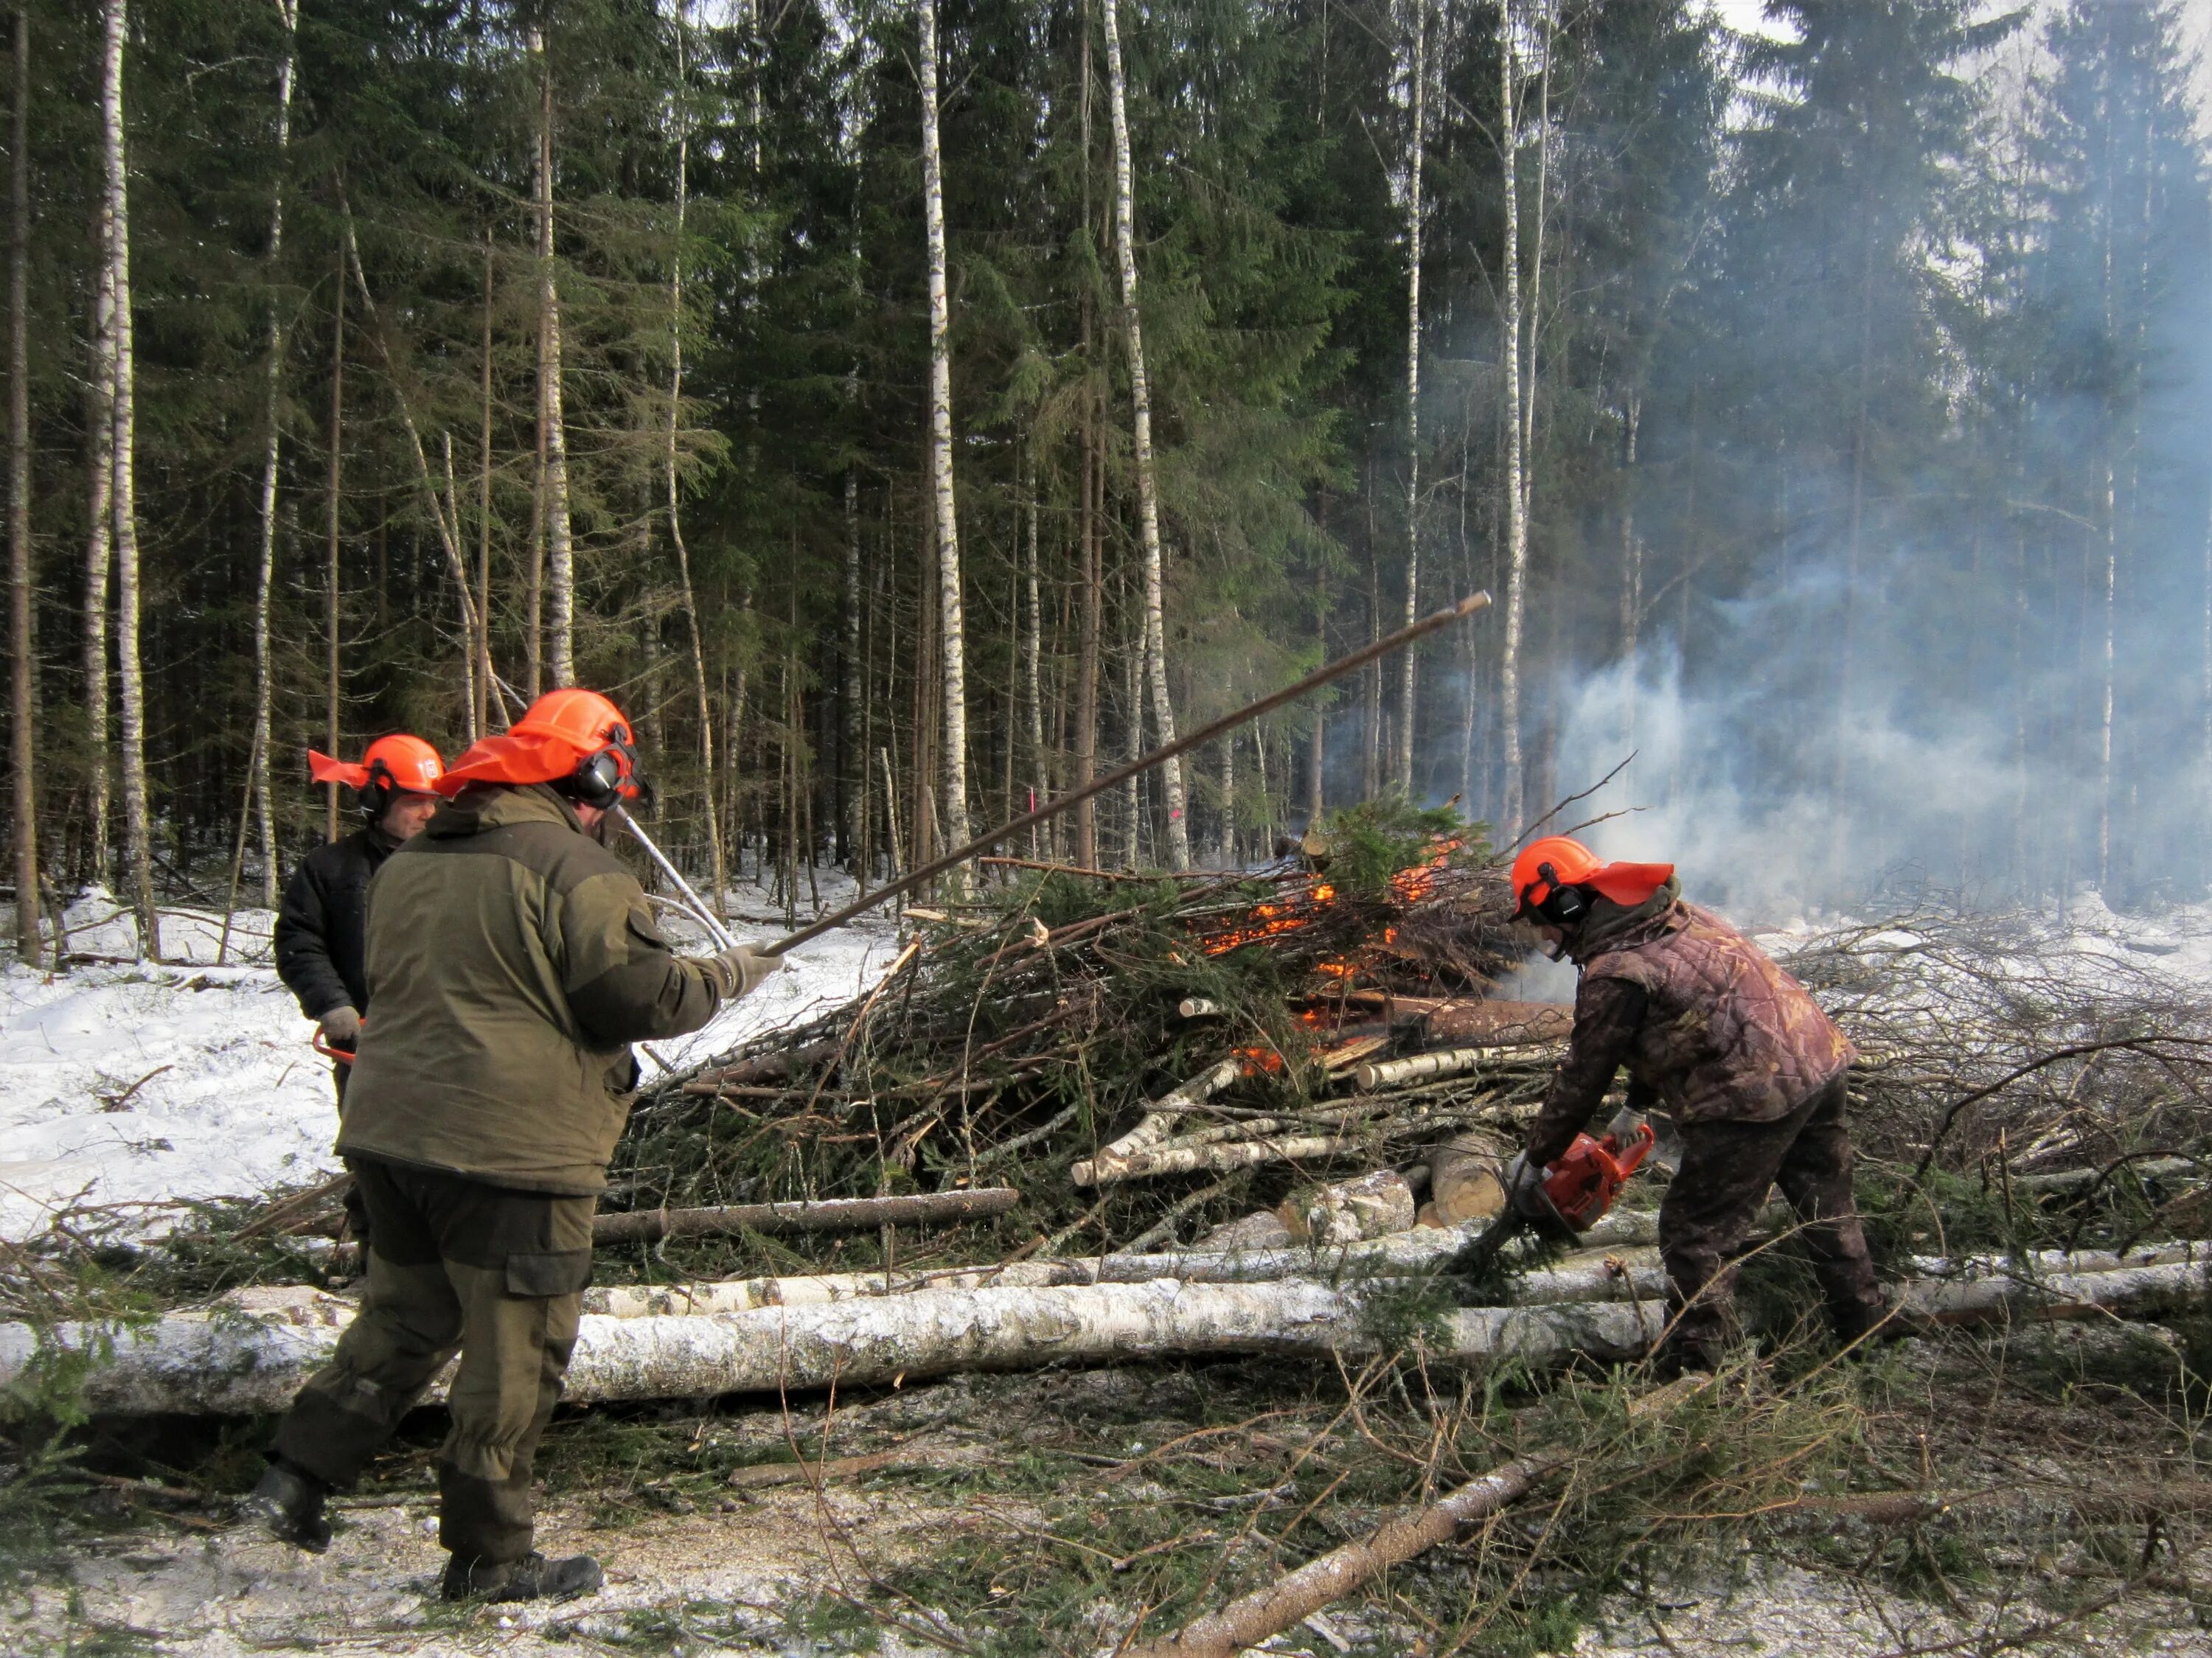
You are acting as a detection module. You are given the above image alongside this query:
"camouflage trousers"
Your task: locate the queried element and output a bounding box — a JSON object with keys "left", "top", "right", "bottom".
{"left": 271, "top": 1157, "right": 595, "bottom": 1564}
{"left": 1656, "top": 1073, "right": 1885, "bottom": 1368}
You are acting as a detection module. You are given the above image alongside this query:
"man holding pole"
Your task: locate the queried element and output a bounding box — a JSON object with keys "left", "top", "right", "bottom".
{"left": 246, "top": 689, "right": 778, "bottom": 1603}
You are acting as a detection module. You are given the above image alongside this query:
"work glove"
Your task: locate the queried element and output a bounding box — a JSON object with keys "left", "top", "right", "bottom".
{"left": 317, "top": 1005, "right": 362, "bottom": 1052}
{"left": 710, "top": 943, "right": 784, "bottom": 1000}
{"left": 1502, "top": 1150, "right": 1551, "bottom": 1222}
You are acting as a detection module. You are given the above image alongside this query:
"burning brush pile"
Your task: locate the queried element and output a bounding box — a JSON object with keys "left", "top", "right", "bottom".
{"left": 605, "top": 803, "right": 1553, "bottom": 1271}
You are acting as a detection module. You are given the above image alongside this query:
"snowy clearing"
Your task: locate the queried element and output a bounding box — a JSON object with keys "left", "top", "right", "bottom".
{"left": 0, "top": 876, "right": 900, "bottom": 1244}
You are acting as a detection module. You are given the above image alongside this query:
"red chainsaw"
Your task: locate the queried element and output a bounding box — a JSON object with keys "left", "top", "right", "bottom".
{"left": 1450, "top": 1104, "right": 1656, "bottom": 1281}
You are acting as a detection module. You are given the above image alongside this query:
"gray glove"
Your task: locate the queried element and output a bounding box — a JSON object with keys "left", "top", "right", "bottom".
{"left": 1503, "top": 1150, "right": 1551, "bottom": 1222}
{"left": 317, "top": 1005, "right": 361, "bottom": 1051}
{"left": 712, "top": 943, "right": 784, "bottom": 1000}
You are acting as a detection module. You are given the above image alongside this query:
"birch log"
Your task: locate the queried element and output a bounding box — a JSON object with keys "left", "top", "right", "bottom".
{"left": 591, "top": 1188, "right": 1020, "bottom": 1245}
{"left": 1126, "top": 1452, "right": 1562, "bottom": 1658}
{"left": 7, "top": 1248, "right": 2204, "bottom": 1418}
{"left": 1101, "top": 0, "right": 1189, "bottom": 869}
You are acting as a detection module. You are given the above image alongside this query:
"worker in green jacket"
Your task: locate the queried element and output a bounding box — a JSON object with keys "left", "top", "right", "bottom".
{"left": 243, "top": 689, "right": 779, "bottom": 1603}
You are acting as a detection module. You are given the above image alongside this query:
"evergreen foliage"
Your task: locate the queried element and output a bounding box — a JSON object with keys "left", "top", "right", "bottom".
{"left": 4, "top": 0, "right": 2211, "bottom": 936}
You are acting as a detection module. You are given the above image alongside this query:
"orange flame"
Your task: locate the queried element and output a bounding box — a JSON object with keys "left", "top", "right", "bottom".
{"left": 1234, "top": 1045, "right": 1286, "bottom": 1076}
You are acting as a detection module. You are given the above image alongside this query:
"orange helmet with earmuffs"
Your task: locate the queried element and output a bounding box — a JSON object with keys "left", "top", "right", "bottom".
{"left": 434, "top": 688, "right": 652, "bottom": 811}
{"left": 1510, "top": 835, "right": 1674, "bottom": 927}
{"left": 310, "top": 734, "right": 446, "bottom": 821}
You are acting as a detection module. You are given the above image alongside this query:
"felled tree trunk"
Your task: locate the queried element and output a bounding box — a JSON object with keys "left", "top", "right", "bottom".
{"left": 9, "top": 1247, "right": 2203, "bottom": 1419}
{"left": 590, "top": 1188, "right": 1020, "bottom": 1245}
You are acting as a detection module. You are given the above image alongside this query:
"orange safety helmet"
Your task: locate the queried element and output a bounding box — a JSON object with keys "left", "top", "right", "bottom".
{"left": 435, "top": 688, "right": 649, "bottom": 809}
{"left": 310, "top": 734, "right": 446, "bottom": 821}
{"left": 1510, "top": 835, "right": 1674, "bottom": 926}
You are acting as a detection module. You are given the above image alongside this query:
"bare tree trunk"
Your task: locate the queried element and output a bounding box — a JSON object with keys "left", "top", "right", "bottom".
{"left": 245, "top": 0, "right": 299, "bottom": 909}
{"left": 917, "top": 0, "right": 970, "bottom": 865}
{"left": 842, "top": 461, "right": 860, "bottom": 863}
{"left": 1395, "top": 0, "right": 1425, "bottom": 796}
{"left": 102, "top": 0, "right": 156, "bottom": 958}
{"left": 84, "top": 6, "right": 120, "bottom": 897}
{"left": 1495, "top": 6, "right": 1527, "bottom": 835}
{"left": 533, "top": 28, "right": 574, "bottom": 688}
{"left": 664, "top": 15, "right": 725, "bottom": 917}
{"left": 1101, "top": 0, "right": 1188, "bottom": 868}
{"left": 1618, "top": 394, "right": 1640, "bottom": 762}
{"left": 477, "top": 229, "right": 498, "bottom": 733}
{"left": 1022, "top": 443, "right": 1047, "bottom": 840}
{"left": 1074, "top": 7, "right": 1099, "bottom": 868}
{"left": 324, "top": 240, "right": 344, "bottom": 844}
{"left": 7, "top": 10, "right": 34, "bottom": 962}
{"left": 1075, "top": 417, "right": 1102, "bottom": 866}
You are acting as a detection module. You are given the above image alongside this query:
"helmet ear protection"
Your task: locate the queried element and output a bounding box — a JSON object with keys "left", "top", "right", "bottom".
{"left": 566, "top": 720, "right": 655, "bottom": 813}
{"left": 1531, "top": 861, "right": 1591, "bottom": 927}
{"left": 359, "top": 758, "right": 396, "bottom": 823}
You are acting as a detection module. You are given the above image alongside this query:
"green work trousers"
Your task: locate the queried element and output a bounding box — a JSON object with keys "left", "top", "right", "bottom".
{"left": 271, "top": 1156, "right": 595, "bottom": 1564}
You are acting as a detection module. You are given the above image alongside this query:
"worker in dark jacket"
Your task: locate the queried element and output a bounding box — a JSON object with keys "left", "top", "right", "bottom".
{"left": 1502, "top": 835, "right": 1885, "bottom": 1373}
{"left": 274, "top": 735, "right": 448, "bottom": 1068}
{"left": 243, "top": 689, "right": 780, "bottom": 1605}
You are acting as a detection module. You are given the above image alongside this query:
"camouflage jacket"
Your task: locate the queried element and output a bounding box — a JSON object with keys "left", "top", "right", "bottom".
{"left": 1526, "top": 897, "right": 1855, "bottom": 1167}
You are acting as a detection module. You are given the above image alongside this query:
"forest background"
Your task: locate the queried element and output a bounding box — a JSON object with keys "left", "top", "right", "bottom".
{"left": 4, "top": 0, "right": 2210, "bottom": 964}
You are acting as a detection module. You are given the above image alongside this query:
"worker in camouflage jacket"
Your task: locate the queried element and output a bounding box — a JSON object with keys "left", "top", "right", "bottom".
{"left": 245, "top": 689, "right": 781, "bottom": 1605}
{"left": 1502, "top": 835, "right": 1886, "bottom": 1372}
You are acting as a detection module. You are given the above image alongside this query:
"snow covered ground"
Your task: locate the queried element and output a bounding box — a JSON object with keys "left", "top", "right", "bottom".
{"left": 0, "top": 876, "right": 900, "bottom": 1244}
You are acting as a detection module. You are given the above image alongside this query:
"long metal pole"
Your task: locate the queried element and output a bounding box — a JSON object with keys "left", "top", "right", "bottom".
{"left": 619, "top": 807, "right": 737, "bottom": 950}
{"left": 759, "top": 593, "right": 1492, "bottom": 957}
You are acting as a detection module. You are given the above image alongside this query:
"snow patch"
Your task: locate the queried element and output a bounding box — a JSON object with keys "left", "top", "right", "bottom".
{"left": 0, "top": 874, "right": 898, "bottom": 1243}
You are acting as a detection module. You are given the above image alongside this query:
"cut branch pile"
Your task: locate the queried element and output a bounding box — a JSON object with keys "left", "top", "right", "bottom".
{"left": 605, "top": 805, "right": 1537, "bottom": 1264}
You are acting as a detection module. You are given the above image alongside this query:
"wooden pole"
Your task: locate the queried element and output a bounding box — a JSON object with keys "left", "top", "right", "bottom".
{"left": 762, "top": 593, "right": 1492, "bottom": 955}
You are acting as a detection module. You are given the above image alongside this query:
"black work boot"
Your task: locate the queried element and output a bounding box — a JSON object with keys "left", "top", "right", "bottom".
{"left": 440, "top": 1551, "right": 605, "bottom": 1603}
{"left": 240, "top": 1460, "right": 333, "bottom": 1553}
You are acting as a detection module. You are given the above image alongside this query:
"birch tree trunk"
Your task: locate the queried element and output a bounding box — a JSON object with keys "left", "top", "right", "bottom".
{"left": 842, "top": 461, "right": 860, "bottom": 863}
{"left": 84, "top": 10, "right": 119, "bottom": 897}
{"left": 664, "top": 12, "right": 726, "bottom": 916}
{"left": 476, "top": 229, "right": 497, "bottom": 734}
{"left": 1101, "top": 0, "right": 1189, "bottom": 868}
{"left": 324, "top": 243, "right": 343, "bottom": 845}
{"left": 917, "top": 0, "right": 971, "bottom": 862}
{"left": 7, "top": 11, "right": 34, "bottom": 963}
{"left": 1495, "top": 5, "right": 1528, "bottom": 835}
{"left": 102, "top": 0, "right": 157, "bottom": 959}
{"left": 1023, "top": 443, "right": 1048, "bottom": 838}
{"left": 1395, "top": 0, "right": 1425, "bottom": 797}
{"left": 247, "top": 0, "right": 299, "bottom": 910}
{"left": 533, "top": 28, "right": 574, "bottom": 689}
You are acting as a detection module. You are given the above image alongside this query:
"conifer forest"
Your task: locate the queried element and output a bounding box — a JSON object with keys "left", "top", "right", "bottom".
{"left": 4, "top": 0, "right": 2210, "bottom": 950}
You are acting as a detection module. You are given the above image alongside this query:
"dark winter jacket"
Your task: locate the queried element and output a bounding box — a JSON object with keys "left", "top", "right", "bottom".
{"left": 274, "top": 826, "right": 400, "bottom": 1020}
{"left": 336, "top": 782, "right": 742, "bottom": 1194}
{"left": 1526, "top": 886, "right": 1856, "bottom": 1168}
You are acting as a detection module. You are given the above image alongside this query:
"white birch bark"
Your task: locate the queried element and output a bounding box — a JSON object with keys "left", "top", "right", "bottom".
{"left": 21, "top": 1250, "right": 2205, "bottom": 1418}
{"left": 102, "top": 0, "right": 157, "bottom": 959}
{"left": 918, "top": 0, "right": 971, "bottom": 857}
{"left": 1495, "top": 5, "right": 1528, "bottom": 835}
{"left": 1395, "top": 0, "right": 1425, "bottom": 795}
{"left": 1102, "top": 0, "right": 1189, "bottom": 868}
{"left": 534, "top": 28, "right": 575, "bottom": 688}
{"left": 665, "top": 9, "right": 726, "bottom": 916}
{"left": 1023, "top": 444, "right": 1047, "bottom": 836}
{"left": 9, "top": 12, "right": 36, "bottom": 963}
{"left": 83, "top": 26, "right": 119, "bottom": 895}
{"left": 248, "top": 0, "right": 299, "bottom": 908}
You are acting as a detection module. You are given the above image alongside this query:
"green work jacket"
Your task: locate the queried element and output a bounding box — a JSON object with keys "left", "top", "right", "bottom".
{"left": 338, "top": 782, "right": 728, "bottom": 1193}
